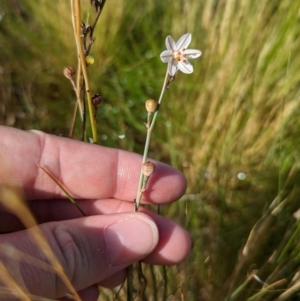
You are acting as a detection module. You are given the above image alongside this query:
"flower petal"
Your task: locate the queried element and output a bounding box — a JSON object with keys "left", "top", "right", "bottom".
{"left": 165, "top": 36, "right": 176, "bottom": 51}
{"left": 182, "top": 49, "right": 202, "bottom": 59}
{"left": 168, "top": 59, "right": 177, "bottom": 76}
{"left": 175, "top": 33, "right": 191, "bottom": 51}
{"left": 160, "top": 50, "right": 173, "bottom": 63}
{"left": 177, "top": 60, "right": 193, "bottom": 74}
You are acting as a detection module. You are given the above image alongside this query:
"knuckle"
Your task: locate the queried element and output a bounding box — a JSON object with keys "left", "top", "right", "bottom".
{"left": 51, "top": 224, "right": 81, "bottom": 281}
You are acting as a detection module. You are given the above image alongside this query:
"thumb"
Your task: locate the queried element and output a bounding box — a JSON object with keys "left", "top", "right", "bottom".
{"left": 0, "top": 213, "right": 159, "bottom": 299}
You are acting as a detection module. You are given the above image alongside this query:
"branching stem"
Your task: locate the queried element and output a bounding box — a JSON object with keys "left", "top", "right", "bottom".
{"left": 135, "top": 70, "right": 171, "bottom": 210}
{"left": 71, "top": 0, "right": 98, "bottom": 143}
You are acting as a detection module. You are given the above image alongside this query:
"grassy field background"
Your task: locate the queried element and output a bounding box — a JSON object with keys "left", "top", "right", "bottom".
{"left": 1, "top": 0, "right": 300, "bottom": 300}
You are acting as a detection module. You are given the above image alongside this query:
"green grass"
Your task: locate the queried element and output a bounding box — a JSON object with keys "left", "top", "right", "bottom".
{"left": 1, "top": 0, "right": 300, "bottom": 300}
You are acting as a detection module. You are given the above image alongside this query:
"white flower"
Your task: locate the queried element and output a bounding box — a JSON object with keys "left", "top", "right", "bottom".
{"left": 160, "top": 33, "right": 202, "bottom": 76}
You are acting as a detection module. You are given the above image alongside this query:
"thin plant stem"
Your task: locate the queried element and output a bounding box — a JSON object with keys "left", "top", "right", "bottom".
{"left": 71, "top": 0, "right": 98, "bottom": 143}
{"left": 127, "top": 266, "right": 134, "bottom": 301}
{"left": 71, "top": 76, "right": 83, "bottom": 120}
{"left": 162, "top": 265, "right": 168, "bottom": 301}
{"left": 149, "top": 265, "right": 158, "bottom": 301}
{"left": 69, "top": 74, "right": 83, "bottom": 138}
{"left": 85, "top": 3, "right": 106, "bottom": 55}
{"left": 135, "top": 70, "right": 171, "bottom": 210}
{"left": 70, "top": 1, "right": 84, "bottom": 120}
{"left": 76, "top": 58, "right": 86, "bottom": 141}
{"left": 37, "top": 164, "right": 87, "bottom": 217}
{"left": 69, "top": 101, "right": 78, "bottom": 138}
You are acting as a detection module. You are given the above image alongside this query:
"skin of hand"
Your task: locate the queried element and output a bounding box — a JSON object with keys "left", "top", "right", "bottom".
{"left": 0, "top": 126, "right": 191, "bottom": 300}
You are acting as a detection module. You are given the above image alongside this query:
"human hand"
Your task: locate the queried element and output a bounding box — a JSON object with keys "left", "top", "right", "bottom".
{"left": 0, "top": 126, "right": 191, "bottom": 300}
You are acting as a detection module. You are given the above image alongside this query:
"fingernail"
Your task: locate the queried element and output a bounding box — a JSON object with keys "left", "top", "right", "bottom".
{"left": 105, "top": 215, "right": 158, "bottom": 266}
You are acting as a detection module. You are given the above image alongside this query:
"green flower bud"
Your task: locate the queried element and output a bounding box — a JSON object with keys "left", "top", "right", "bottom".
{"left": 86, "top": 55, "right": 95, "bottom": 65}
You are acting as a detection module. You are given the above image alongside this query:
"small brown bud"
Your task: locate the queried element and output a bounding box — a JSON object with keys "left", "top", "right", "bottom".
{"left": 145, "top": 99, "right": 158, "bottom": 114}
{"left": 81, "top": 22, "right": 92, "bottom": 36}
{"left": 63, "top": 67, "right": 76, "bottom": 80}
{"left": 141, "top": 161, "right": 155, "bottom": 177}
{"left": 92, "top": 94, "right": 103, "bottom": 108}
{"left": 91, "top": 0, "right": 106, "bottom": 12}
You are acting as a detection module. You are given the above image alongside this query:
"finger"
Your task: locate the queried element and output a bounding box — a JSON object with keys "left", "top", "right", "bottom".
{"left": 1, "top": 199, "right": 191, "bottom": 265}
{"left": 59, "top": 285, "right": 99, "bottom": 301}
{"left": 38, "top": 198, "right": 191, "bottom": 264}
{"left": 0, "top": 126, "right": 186, "bottom": 204}
{"left": 80, "top": 200, "right": 191, "bottom": 265}
{"left": 0, "top": 212, "right": 158, "bottom": 299}
{"left": 98, "top": 270, "right": 127, "bottom": 288}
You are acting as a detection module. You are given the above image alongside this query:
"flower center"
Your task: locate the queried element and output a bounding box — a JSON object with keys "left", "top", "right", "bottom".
{"left": 173, "top": 50, "right": 186, "bottom": 62}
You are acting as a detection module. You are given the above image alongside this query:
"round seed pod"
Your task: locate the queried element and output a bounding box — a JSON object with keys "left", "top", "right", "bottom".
{"left": 86, "top": 55, "right": 95, "bottom": 65}
{"left": 141, "top": 161, "right": 156, "bottom": 177}
{"left": 145, "top": 99, "right": 158, "bottom": 113}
